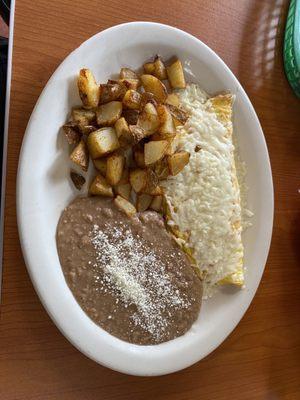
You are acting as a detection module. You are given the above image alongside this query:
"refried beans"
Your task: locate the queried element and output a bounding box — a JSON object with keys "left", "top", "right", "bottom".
{"left": 56, "top": 196, "right": 202, "bottom": 345}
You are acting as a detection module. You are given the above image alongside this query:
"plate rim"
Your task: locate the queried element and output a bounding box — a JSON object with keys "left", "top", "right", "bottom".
{"left": 16, "top": 21, "right": 274, "bottom": 376}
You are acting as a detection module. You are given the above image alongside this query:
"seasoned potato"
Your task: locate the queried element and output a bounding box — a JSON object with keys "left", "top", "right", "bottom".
{"left": 106, "top": 153, "right": 125, "bottom": 185}
{"left": 129, "top": 169, "right": 148, "bottom": 193}
{"left": 63, "top": 123, "right": 81, "bottom": 145}
{"left": 96, "top": 101, "right": 122, "bottom": 126}
{"left": 146, "top": 185, "right": 163, "bottom": 196}
{"left": 165, "top": 134, "right": 180, "bottom": 156}
{"left": 89, "top": 174, "right": 114, "bottom": 197}
{"left": 118, "top": 168, "right": 129, "bottom": 184}
{"left": 129, "top": 125, "right": 147, "bottom": 144}
{"left": 79, "top": 125, "right": 96, "bottom": 135}
{"left": 143, "top": 62, "right": 155, "bottom": 75}
{"left": 143, "top": 169, "right": 159, "bottom": 194}
{"left": 70, "top": 139, "right": 89, "bottom": 171}
{"left": 167, "top": 59, "right": 186, "bottom": 89}
{"left": 140, "top": 92, "right": 157, "bottom": 110}
{"left": 119, "top": 78, "right": 139, "bottom": 90}
{"left": 70, "top": 171, "right": 86, "bottom": 190}
{"left": 149, "top": 195, "right": 163, "bottom": 212}
{"left": 72, "top": 108, "right": 96, "bottom": 127}
{"left": 93, "top": 158, "right": 107, "bottom": 175}
{"left": 166, "top": 93, "right": 180, "bottom": 107}
{"left": 122, "top": 109, "right": 140, "bottom": 125}
{"left": 157, "top": 105, "right": 176, "bottom": 137}
{"left": 87, "top": 127, "right": 119, "bottom": 158}
{"left": 167, "top": 151, "right": 190, "bottom": 175}
{"left": 144, "top": 140, "right": 169, "bottom": 165}
{"left": 152, "top": 157, "right": 169, "bottom": 180}
{"left": 120, "top": 68, "right": 138, "bottom": 80}
{"left": 99, "top": 83, "right": 126, "bottom": 104}
{"left": 114, "top": 195, "right": 136, "bottom": 217}
{"left": 136, "top": 194, "right": 153, "bottom": 212}
{"left": 133, "top": 146, "right": 145, "bottom": 168}
{"left": 153, "top": 56, "right": 167, "bottom": 80}
{"left": 114, "top": 182, "right": 131, "bottom": 200}
{"left": 77, "top": 68, "right": 99, "bottom": 108}
{"left": 137, "top": 102, "right": 160, "bottom": 136}
{"left": 140, "top": 74, "right": 167, "bottom": 103}
{"left": 123, "top": 89, "right": 141, "bottom": 110}
{"left": 115, "top": 117, "right": 133, "bottom": 147}
{"left": 167, "top": 104, "right": 189, "bottom": 125}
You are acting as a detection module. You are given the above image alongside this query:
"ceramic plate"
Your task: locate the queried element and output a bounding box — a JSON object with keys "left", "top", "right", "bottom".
{"left": 17, "top": 22, "right": 273, "bottom": 376}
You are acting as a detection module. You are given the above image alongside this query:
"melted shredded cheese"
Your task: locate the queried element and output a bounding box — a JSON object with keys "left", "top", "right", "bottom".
{"left": 162, "top": 84, "right": 245, "bottom": 298}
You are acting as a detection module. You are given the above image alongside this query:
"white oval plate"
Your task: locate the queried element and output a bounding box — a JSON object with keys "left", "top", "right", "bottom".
{"left": 17, "top": 22, "right": 273, "bottom": 376}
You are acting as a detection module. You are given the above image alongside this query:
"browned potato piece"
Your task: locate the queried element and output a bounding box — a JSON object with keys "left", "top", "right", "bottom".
{"left": 77, "top": 69, "right": 99, "bottom": 108}
{"left": 114, "top": 183, "right": 131, "bottom": 200}
{"left": 115, "top": 117, "right": 133, "bottom": 147}
{"left": 123, "top": 90, "right": 141, "bottom": 110}
{"left": 120, "top": 68, "right": 138, "bottom": 80}
{"left": 80, "top": 125, "right": 96, "bottom": 135}
{"left": 93, "top": 158, "right": 107, "bottom": 175}
{"left": 149, "top": 195, "right": 163, "bottom": 212}
{"left": 133, "top": 146, "right": 145, "bottom": 168}
{"left": 72, "top": 108, "right": 96, "bottom": 126}
{"left": 122, "top": 109, "right": 140, "bottom": 125}
{"left": 106, "top": 153, "right": 125, "bottom": 185}
{"left": 118, "top": 168, "right": 129, "bottom": 184}
{"left": 166, "top": 93, "right": 180, "bottom": 107}
{"left": 165, "top": 134, "right": 180, "bottom": 156}
{"left": 140, "top": 92, "right": 157, "bottom": 110}
{"left": 167, "top": 151, "right": 190, "bottom": 175}
{"left": 167, "top": 104, "right": 189, "bottom": 125}
{"left": 167, "top": 59, "right": 186, "bottom": 89}
{"left": 143, "top": 169, "right": 159, "bottom": 194}
{"left": 114, "top": 195, "right": 136, "bottom": 217}
{"left": 136, "top": 194, "right": 153, "bottom": 212}
{"left": 152, "top": 158, "right": 169, "bottom": 180}
{"left": 153, "top": 56, "right": 167, "bottom": 80}
{"left": 157, "top": 105, "right": 176, "bottom": 137}
{"left": 89, "top": 174, "right": 114, "bottom": 197}
{"left": 119, "top": 78, "right": 139, "bottom": 90}
{"left": 140, "top": 74, "right": 167, "bottom": 103}
{"left": 87, "top": 127, "right": 119, "bottom": 158}
{"left": 147, "top": 185, "right": 163, "bottom": 196}
{"left": 143, "top": 62, "right": 155, "bottom": 75}
{"left": 144, "top": 140, "right": 169, "bottom": 165}
{"left": 99, "top": 83, "right": 126, "bottom": 104}
{"left": 70, "top": 139, "right": 89, "bottom": 171}
{"left": 137, "top": 103, "right": 160, "bottom": 136}
{"left": 63, "top": 123, "right": 81, "bottom": 145}
{"left": 70, "top": 171, "right": 86, "bottom": 190}
{"left": 129, "top": 169, "right": 148, "bottom": 193}
{"left": 96, "top": 101, "right": 122, "bottom": 126}
{"left": 129, "top": 125, "right": 147, "bottom": 143}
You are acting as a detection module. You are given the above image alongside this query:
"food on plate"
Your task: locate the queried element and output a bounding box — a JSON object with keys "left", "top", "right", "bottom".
{"left": 58, "top": 54, "right": 251, "bottom": 344}
{"left": 57, "top": 197, "right": 202, "bottom": 345}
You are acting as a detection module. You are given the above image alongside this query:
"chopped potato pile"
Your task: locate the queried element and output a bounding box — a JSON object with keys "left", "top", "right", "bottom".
{"left": 63, "top": 56, "right": 190, "bottom": 216}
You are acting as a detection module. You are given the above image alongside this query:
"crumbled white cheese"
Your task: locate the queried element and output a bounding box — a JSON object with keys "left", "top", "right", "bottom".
{"left": 162, "top": 84, "right": 246, "bottom": 298}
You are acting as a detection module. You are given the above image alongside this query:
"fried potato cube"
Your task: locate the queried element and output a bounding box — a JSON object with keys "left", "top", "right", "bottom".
{"left": 119, "top": 78, "right": 140, "bottom": 90}
{"left": 118, "top": 168, "right": 129, "bottom": 184}
{"left": 123, "top": 89, "right": 141, "bottom": 110}
{"left": 129, "top": 169, "right": 148, "bottom": 193}
{"left": 106, "top": 153, "right": 125, "bottom": 185}
{"left": 120, "top": 68, "right": 138, "bottom": 80}
{"left": 143, "top": 62, "right": 155, "bottom": 75}
{"left": 136, "top": 193, "right": 153, "bottom": 212}
{"left": 157, "top": 105, "right": 176, "bottom": 137}
{"left": 167, "top": 151, "right": 190, "bottom": 175}
{"left": 152, "top": 158, "right": 169, "bottom": 180}
{"left": 115, "top": 117, "right": 133, "bottom": 147}
{"left": 140, "top": 92, "right": 157, "bottom": 110}
{"left": 143, "top": 169, "right": 159, "bottom": 194}
{"left": 146, "top": 185, "right": 163, "bottom": 196}
{"left": 165, "top": 134, "right": 180, "bottom": 156}
{"left": 144, "top": 140, "right": 169, "bottom": 165}
{"left": 129, "top": 125, "right": 147, "bottom": 144}
{"left": 63, "top": 123, "right": 81, "bottom": 145}
{"left": 70, "top": 171, "right": 86, "bottom": 190}
{"left": 166, "top": 93, "right": 180, "bottom": 107}
{"left": 167, "top": 104, "right": 189, "bottom": 125}
{"left": 99, "top": 83, "right": 126, "bottom": 104}
{"left": 114, "top": 183, "right": 131, "bottom": 200}
{"left": 70, "top": 139, "right": 89, "bottom": 171}
{"left": 140, "top": 74, "right": 167, "bottom": 103}
{"left": 137, "top": 102, "right": 160, "bottom": 136}
{"left": 77, "top": 69, "right": 99, "bottom": 108}
{"left": 149, "top": 195, "right": 163, "bottom": 212}
{"left": 133, "top": 146, "right": 145, "bottom": 168}
{"left": 122, "top": 109, "right": 140, "bottom": 125}
{"left": 87, "top": 127, "right": 119, "bottom": 158}
{"left": 114, "top": 195, "right": 136, "bottom": 217}
{"left": 72, "top": 108, "right": 96, "bottom": 127}
{"left": 153, "top": 56, "right": 167, "bottom": 80}
{"left": 96, "top": 101, "right": 123, "bottom": 126}
{"left": 89, "top": 174, "right": 114, "bottom": 197}
{"left": 167, "top": 59, "right": 186, "bottom": 89}
{"left": 93, "top": 158, "right": 107, "bottom": 175}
